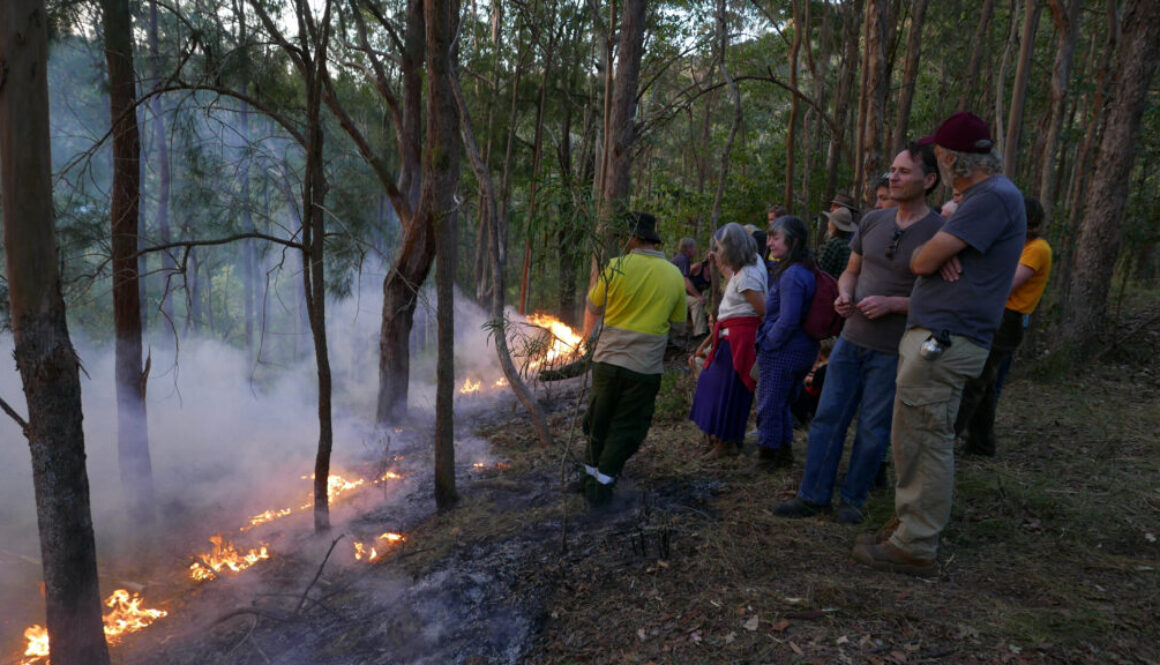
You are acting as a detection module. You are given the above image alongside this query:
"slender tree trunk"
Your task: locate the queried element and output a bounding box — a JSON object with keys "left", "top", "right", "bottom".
{"left": 103, "top": 0, "right": 155, "bottom": 528}
{"left": 784, "top": 0, "right": 802, "bottom": 211}
{"left": 298, "top": 1, "right": 335, "bottom": 532}
{"left": 958, "top": 0, "right": 996, "bottom": 111}
{"left": 891, "top": 0, "right": 928, "bottom": 154}
{"left": 426, "top": 0, "right": 461, "bottom": 510}
{"left": 711, "top": 0, "right": 742, "bottom": 235}
{"left": 147, "top": 0, "right": 175, "bottom": 335}
{"left": 825, "top": 0, "right": 861, "bottom": 204}
{"left": 1003, "top": 0, "right": 1042, "bottom": 175}
{"left": 0, "top": 2, "right": 112, "bottom": 661}
{"left": 1062, "top": 0, "right": 1160, "bottom": 348}
{"left": 1036, "top": 0, "right": 1080, "bottom": 222}
{"left": 592, "top": 0, "right": 647, "bottom": 258}
{"left": 452, "top": 63, "right": 555, "bottom": 450}
{"left": 993, "top": 0, "right": 1020, "bottom": 147}
{"left": 858, "top": 0, "right": 889, "bottom": 206}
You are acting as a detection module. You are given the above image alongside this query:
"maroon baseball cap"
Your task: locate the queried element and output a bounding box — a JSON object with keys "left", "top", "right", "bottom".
{"left": 917, "top": 111, "right": 994, "bottom": 154}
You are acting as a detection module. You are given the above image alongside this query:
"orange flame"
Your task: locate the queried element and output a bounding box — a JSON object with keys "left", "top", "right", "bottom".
{"left": 494, "top": 377, "right": 509, "bottom": 387}
{"left": 525, "top": 313, "right": 586, "bottom": 369}
{"left": 353, "top": 532, "right": 405, "bottom": 562}
{"left": 189, "top": 535, "right": 270, "bottom": 581}
{"left": 240, "top": 507, "right": 293, "bottom": 531}
{"left": 21, "top": 589, "right": 166, "bottom": 662}
{"left": 379, "top": 470, "right": 403, "bottom": 481}
{"left": 299, "top": 472, "right": 367, "bottom": 508}
{"left": 458, "top": 377, "right": 482, "bottom": 395}
{"left": 102, "top": 589, "right": 167, "bottom": 644}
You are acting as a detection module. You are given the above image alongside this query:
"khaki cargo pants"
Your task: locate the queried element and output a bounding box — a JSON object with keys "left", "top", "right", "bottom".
{"left": 889, "top": 327, "right": 988, "bottom": 559}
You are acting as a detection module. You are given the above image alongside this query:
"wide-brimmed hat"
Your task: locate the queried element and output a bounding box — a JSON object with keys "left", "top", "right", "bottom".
{"left": 627, "top": 211, "right": 662, "bottom": 243}
{"left": 823, "top": 207, "right": 855, "bottom": 233}
{"left": 918, "top": 111, "right": 994, "bottom": 154}
{"left": 829, "top": 193, "right": 860, "bottom": 215}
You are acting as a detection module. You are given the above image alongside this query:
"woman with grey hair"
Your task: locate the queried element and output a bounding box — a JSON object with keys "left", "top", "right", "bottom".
{"left": 689, "top": 223, "right": 768, "bottom": 458}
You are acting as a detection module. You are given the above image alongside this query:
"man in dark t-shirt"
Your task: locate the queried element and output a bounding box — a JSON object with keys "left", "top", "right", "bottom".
{"left": 852, "top": 112, "right": 1025, "bottom": 577}
{"left": 671, "top": 238, "right": 709, "bottom": 338}
{"left": 775, "top": 144, "right": 942, "bottom": 525}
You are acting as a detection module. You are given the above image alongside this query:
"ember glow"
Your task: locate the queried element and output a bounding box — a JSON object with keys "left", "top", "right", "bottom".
{"left": 494, "top": 377, "right": 508, "bottom": 387}
{"left": 21, "top": 589, "right": 166, "bottom": 663}
{"left": 353, "top": 532, "right": 406, "bottom": 562}
{"left": 189, "top": 535, "right": 271, "bottom": 581}
{"left": 379, "top": 470, "right": 403, "bottom": 481}
{"left": 525, "top": 313, "right": 586, "bottom": 369}
{"left": 459, "top": 377, "right": 482, "bottom": 394}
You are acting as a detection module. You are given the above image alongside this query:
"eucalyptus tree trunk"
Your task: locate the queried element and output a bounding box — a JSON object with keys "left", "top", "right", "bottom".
{"left": 1037, "top": 0, "right": 1081, "bottom": 220}
{"left": 1064, "top": 0, "right": 1118, "bottom": 241}
{"left": 856, "top": 0, "right": 889, "bottom": 206}
{"left": 0, "top": 2, "right": 112, "bottom": 661}
{"left": 993, "top": 0, "right": 1020, "bottom": 149}
{"left": 102, "top": 0, "right": 155, "bottom": 529}
{"left": 958, "top": 0, "right": 996, "bottom": 112}
{"left": 592, "top": 0, "right": 647, "bottom": 255}
{"left": 1003, "top": 0, "right": 1042, "bottom": 177}
{"left": 891, "top": 0, "right": 928, "bottom": 154}
{"left": 710, "top": 0, "right": 742, "bottom": 237}
{"left": 784, "top": 0, "right": 802, "bottom": 211}
{"left": 824, "top": 0, "right": 861, "bottom": 204}
{"left": 148, "top": 0, "right": 176, "bottom": 333}
{"left": 452, "top": 63, "right": 555, "bottom": 450}
{"left": 425, "top": 0, "right": 461, "bottom": 510}
{"left": 1062, "top": 0, "right": 1160, "bottom": 348}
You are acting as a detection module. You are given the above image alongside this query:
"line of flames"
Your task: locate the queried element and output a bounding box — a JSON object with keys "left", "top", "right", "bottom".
{"left": 21, "top": 589, "right": 167, "bottom": 664}
{"left": 19, "top": 469, "right": 410, "bottom": 660}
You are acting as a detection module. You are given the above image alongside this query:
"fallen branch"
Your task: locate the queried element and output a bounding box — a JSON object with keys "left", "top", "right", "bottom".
{"left": 192, "top": 556, "right": 219, "bottom": 579}
{"left": 296, "top": 535, "right": 343, "bottom": 615}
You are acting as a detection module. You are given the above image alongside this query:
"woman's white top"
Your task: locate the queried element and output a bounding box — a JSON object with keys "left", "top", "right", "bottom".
{"left": 717, "top": 259, "right": 768, "bottom": 320}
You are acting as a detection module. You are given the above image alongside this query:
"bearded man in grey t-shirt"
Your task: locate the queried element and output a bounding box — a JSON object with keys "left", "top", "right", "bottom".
{"left": 852, "top": 112, "right": 1025, "bottom": 577}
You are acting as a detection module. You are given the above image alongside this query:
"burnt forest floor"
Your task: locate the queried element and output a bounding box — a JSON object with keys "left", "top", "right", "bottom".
{"left": 105, "top": 292, "right": 1159, "bottom": 665}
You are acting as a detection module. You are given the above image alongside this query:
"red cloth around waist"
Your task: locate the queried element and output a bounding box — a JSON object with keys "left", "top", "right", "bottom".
{"left": 704, "top": 316, "right": 760, "bottom": 392}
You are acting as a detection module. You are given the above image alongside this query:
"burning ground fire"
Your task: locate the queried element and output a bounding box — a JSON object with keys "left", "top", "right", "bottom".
{"left": 352, "top": 532, "right": 405, "bottom": 562}
{"left": 189, "top": 534, "right": 271, "bottom": 581}
{"left": 17, "top": 468, "right": 408, "bottom": 661}
{"left": 21, "top": 589, "right": 167, "bottom": 664}
{"left": 457, "top": 313, "right": 586, "bottom": 395}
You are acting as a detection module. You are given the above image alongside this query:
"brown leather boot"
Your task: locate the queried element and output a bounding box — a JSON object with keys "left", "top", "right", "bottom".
{"left": 851, "top": 540, "right": 937, "bottom": 577}
{"left": 854, "top": 516, "right": 901, "bottom": 546}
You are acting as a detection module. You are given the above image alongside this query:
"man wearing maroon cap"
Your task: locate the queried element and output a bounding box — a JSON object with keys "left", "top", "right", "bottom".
{"left": 852, "top": 111, "right": 1025, "bottom": 577}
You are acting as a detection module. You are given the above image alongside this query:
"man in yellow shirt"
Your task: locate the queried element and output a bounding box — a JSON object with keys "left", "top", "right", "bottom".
{"left": 955, "top": 197, "right": 1053, "bottom": 457}
{"left": 581, "top": 211, "right": 686, "bottom": 508}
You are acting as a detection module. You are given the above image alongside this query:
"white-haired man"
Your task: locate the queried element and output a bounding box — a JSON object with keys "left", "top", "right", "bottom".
{"left": 853, "top": 111, "right": 1025, "bottom": 576}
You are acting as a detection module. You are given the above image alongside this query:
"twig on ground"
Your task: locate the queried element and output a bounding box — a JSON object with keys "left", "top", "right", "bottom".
{"left": 296, "top": 535, "right": 343, "bottom": 615}
{"left": 192, "top": 556, "right": 219, "bottom": 579}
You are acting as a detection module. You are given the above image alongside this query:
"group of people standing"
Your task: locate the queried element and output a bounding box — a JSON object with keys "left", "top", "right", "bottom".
{"left": 577, "top": 111, "right": 1052, "bottom": 578}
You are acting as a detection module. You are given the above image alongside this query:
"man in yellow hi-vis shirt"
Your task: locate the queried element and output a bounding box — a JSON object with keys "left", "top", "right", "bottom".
{"left": 580, "top": 211, "right": 686, "bottom": 509}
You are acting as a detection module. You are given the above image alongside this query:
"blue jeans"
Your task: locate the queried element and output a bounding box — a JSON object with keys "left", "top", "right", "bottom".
{"left": 797, "top": 337, "right": 899, "bottom": 508}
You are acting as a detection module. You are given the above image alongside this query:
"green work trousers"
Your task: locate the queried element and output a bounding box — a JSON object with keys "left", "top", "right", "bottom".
{"left": 583, "top": 361, "right": 663, "bottom": 481}
{"left": 890, "top": 328, "right": 988, "bottom": 559}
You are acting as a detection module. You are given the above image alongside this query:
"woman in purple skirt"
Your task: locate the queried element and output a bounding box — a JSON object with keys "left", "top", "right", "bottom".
{"left": 755, "top": 216, "right": 819, "bottom": 471}
{"left": 689, "top": 223, "right": 768, "bottom": 458}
